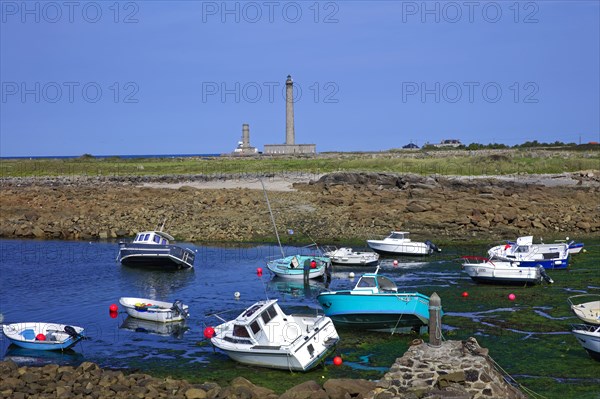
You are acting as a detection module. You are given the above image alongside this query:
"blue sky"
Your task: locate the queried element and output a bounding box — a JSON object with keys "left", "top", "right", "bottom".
{"left": 1, "top": 1, "right": 599, "bottom": 156}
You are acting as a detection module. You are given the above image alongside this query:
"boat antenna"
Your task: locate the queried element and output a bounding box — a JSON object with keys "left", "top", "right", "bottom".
{"left": 260, "top": 178, "right": 285, "bottom": 258}
{"left": 159, "top": 219, "right": 166, "bottom": 232}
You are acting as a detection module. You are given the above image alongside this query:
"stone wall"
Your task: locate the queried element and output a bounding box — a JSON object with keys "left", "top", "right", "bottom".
{"left": 367, "top": 337, "right": 527, "bottom": 399}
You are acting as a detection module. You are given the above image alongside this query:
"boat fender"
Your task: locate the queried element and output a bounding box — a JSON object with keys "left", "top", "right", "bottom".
{"left": 310, "top": 260, "right": 317, "bottom": 269}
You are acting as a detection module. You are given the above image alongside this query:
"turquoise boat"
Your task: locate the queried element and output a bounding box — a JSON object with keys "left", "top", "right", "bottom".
{"left": 266, "top": 254, "right": 331, "bottom": 280}
{"left": 316, "top": 268, "right": 434, "bottom": 333}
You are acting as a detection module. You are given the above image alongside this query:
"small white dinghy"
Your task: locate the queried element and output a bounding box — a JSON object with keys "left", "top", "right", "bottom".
{"left": 323, "top": 247, "right": 379, "bottom": 266}
{"left": 208, "top": 299, "right": 339, "bottom": 371}
{"left": 119, "top": 297, "right": 189, "bottom": 323}
{"left": 568, "top": 295, "right": 600, "bottom": 325}
{"left": 2, "top": 322, "right": 85, "bottom": 351}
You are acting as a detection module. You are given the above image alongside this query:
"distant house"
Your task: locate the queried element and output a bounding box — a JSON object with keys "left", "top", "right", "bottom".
{"left": 402, "top": 143, "right": 419, "bottom": 149}
{"left": 434, "top": 139, "right": 462, "bottom": 148}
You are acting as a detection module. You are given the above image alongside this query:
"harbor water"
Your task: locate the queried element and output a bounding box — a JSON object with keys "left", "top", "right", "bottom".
{"left": 0, "top": 238, "right": 598, "bottom": 398}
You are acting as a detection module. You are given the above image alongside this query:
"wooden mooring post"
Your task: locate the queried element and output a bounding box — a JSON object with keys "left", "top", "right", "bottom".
{"left": 428, "top": 292, "right": 442, "bottom": 347}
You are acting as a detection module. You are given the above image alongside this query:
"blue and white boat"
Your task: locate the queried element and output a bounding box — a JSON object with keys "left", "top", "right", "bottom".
{"left": 487, "top": 236, "right": 569, "bottom": 270}
{"left": 117, "top": 230, "right": 195, "bottom": 269}
{"left": 266, "top": 254, "right": 331, "bottom": 280}
{"left": 2, "top": 322, "right": 85, "bottom": 351}
{"left": 316, "top": 267, "right": 433, "bottom": 333}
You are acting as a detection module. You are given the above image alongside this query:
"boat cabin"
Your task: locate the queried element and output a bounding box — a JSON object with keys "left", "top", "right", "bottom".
{"left": 223, "top": 300, "right": 312, "bottom": 347}
{"left": 132, "top": 231, "right": 175, "bottom": 245}
{"left": 386, "top": 232, "right": 411, "bottom": 241}
{"left": 354, "top": 274, "right": 398, "bottom": 294}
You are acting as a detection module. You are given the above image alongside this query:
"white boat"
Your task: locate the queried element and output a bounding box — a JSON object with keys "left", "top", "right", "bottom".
{"left": 568, "top": 295, "right": 600, "bottom": 325}
{"left": 209, "top": 299, "right": 339, "bottom": 371}
{"left": 117, "top": 230, "right": 195, "bottom": 269}
{"left": 118, "top": 297, "right": 189, "bottom": 323}
{"left": 266, "top": 254, "right": 331, "bottom": 280}
{"left": 323, "top": 247, "right": 379, "bottom": 266}
{"left": 2, "top": 322, "right": 85, "bottom": 351}
{"left": 487, "top": 236, "right": 569, "bottom": 270}
{"left": 461, "top": 256, "right": 553, "bottom": 285}
{"left": 367, "top": 231, "right": 440, "bottom": 256}
{"left": 572, "top": 324, "right": 600, "bottom": 361}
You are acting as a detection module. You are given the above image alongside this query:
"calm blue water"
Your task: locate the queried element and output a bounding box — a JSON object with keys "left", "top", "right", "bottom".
{"left": 0, "top": 239, "right": 451, "bottom": 369}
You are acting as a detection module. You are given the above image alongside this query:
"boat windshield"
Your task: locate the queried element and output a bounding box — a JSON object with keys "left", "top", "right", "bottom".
{"left": 260, "top": 305, "right": 278, "bottom": 325}
{"left": 233, "top": 325, "right": 251, "bottom": 338}
{"left": 377, "top": 276, "right": 398, "bottom": 292}
{"left": 389, "top": 233, "right": 406, "bottom": 239}
{"left": 357, "top": 276, "right": 377, "bottom": 288}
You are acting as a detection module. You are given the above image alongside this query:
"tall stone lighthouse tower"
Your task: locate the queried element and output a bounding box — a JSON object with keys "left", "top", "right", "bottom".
{"left": 285, "top": 75, "right": 295, "bottom": 145}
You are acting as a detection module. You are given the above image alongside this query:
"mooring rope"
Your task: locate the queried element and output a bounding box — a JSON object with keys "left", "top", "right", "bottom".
{"left": 486, "top": 353, "right": 548, "bottom": 399}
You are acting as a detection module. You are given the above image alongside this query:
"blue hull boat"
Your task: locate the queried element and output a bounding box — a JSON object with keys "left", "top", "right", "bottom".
{"left": 316, "top": 268, "right": 433, "bottom": 333}
{"left": 266, "top": 255, "right": 331, "bottom": 280}
{"left": 2, "top": 322, "right": 85, "bottom": 351}
{"left": 488, "top": 236, "right": 570, "bottom": 270}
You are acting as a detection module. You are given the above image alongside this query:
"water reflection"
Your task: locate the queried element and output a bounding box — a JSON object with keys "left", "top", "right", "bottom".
{"left": 117, "top": 267, "right": 195, "bottom": 300}
{"left": 266, "top": 277, "right": 327, "bottom": 300}
{"left": 120, "top": 317, "right": 188, "bottom": 339}
{"left": 4, "top": 346, "right": 84, "bottom": 367}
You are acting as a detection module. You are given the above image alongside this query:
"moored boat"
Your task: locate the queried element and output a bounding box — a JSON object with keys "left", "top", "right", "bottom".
{"left": 266, "top": 254, "right": 331, "bottom": 280}
{"left": 323, "top": 246, "right": 379, "bottom": 266}
{"left": 316, "top": 267, "right": 433, "bottom": 333}
{"left": 2, "top": 322, "right": 85, "bottom": 351}
{"left": 572, "top": 324, "right": 600, "bottom": 361}
{"left": 117, "top": 230, "right": 195, "bottom": 269}
{"left": 487, "top": 236, "right": 569, "bottom": 270}
{"left": 568, "top": 295, "right": 600, "bottom": 325}
{"left": 461, "top": 256, "right": 553, "bottom": 286}
{"left": 367, "top": 231, "right": 440, "bottom": 256}
{"left": 118, "top": 297, "right": 189, "bottom": 323}
{"left": 208, "top": 299, "right": 339, "bottom": 371}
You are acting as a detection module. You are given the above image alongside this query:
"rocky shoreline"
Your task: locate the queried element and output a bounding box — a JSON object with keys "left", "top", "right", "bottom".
{"left": 1, "top": 171, "right": 598, "bottom": 243}
{"left": 0, "top": 338, "right": 526, "bottom": 399}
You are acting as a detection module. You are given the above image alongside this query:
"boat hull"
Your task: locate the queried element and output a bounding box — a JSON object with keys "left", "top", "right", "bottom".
{"left": 266, "top": 255, "right": 329, "bottom": 280}
{"left": 462, "top": 262, "right": 544, "bottom": 285}
{"left": 2, "top": 323, "right": 85, "bottom": 351}
{"left": 317, "top": 292, "right": 430, "bottom": 332}
{"left": 118, "top": 244, "right": 195, "bottom": 269}
{"left": 119, "top": 297, "right": 189, "bottom": 323}
{"left": 488, "top": 240, "right": 569, "bottom": 270}
{"left": 366, "top": 241, "right": 432, "bottom": 256}
{"left": 572, "top": 325, "right": 600, "bottom": 361}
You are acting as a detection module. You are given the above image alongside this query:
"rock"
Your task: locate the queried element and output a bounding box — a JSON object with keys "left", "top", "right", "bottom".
{"left": 323, "top": 378, "right": 378, "bottom": 399}
{"left": 185, "top": 388, "right": 207, "bottom": 399}
{"left": 279, "top": 380, "right": 329, "bottom": 399}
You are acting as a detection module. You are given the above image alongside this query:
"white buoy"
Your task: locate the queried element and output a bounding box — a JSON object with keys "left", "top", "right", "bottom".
{"left": 393, "top": 260, "right": 399, "bottom": 266}
{"left": 234, "top": 292, "right": 241, "bottom": 299}
{"left": 349, "top": 272, "right": 355, "bottom": 278}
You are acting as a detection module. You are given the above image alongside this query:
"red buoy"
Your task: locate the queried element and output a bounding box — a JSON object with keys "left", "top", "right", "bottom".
{"left": 36, "top": 333, "right": 46, "bottom": 341}
{"left": 462, "top": 292, "right": 469, "bottom": 298}
{"left": 204, "top": 326, "right": 215, "bottom": 339}
{"left": 310, "top": 260, "right": 317, "bottom": 269}
{"left": 333, "top": 356, "right": 343, "bottom": 366}
{"left": 109, "top": 304, "right": 118, "bottom": 312}
{"left": 256, "top": 267, "right": 263, "bottom": 275}
{"left": 508, "top": 293, "right": 516, "bottom": 301}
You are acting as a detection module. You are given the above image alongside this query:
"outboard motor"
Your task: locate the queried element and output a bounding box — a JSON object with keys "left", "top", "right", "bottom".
{"left": 64, "top": 325, "right": 81, "bottom": 339}
{"left": 425, "top": 240, "right": 441, "bottom": 254}
{"left": 537, "top": 265, "right": 554, "bottom": 284}
{"left": 172, "top": 300, "right": 189, "bottom": 318}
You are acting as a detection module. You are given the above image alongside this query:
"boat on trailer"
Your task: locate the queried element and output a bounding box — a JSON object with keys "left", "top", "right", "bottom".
{"left": 117, "top": 230, "right": 195, "bottom": 269}
{"left": 461, "top": 256, "right": 553, "bottom": 286}
{"left": 568, "top": 295, "right": 600, "bottom": 325}
{"left": 2, "top": 322, "right": 85, "bottom": 351}
{"left": 209, "top": 299, "right": 339, "bottom": 371}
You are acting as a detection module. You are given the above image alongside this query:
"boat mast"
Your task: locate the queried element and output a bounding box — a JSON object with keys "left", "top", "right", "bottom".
{"left": 260, "top": 179, "right": 285, "bottom": 258}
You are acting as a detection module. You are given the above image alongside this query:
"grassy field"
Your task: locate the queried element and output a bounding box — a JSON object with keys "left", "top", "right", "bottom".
{"left": 1, "top": 149, "right": 599, "bottom": 178}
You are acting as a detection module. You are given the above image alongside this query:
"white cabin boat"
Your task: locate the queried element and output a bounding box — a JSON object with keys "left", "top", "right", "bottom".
{"left": 572, "top": 324, "right": 600, "bottom": 361}
{"left": 323, "top": 247, "right": 379, "bottom": 266}
{"left": 210, "top": 299, "right": 339, "bottom": 371}
{"left": 367, "top": 231, "right": 440, "bottom": 256}
{"left": 117, "top": 231, "right": 195, "bottom": 269}
{"left": 568, "top": 295, "right": 600, "bottom": 325}
{"left": 487, "top": 236, "right": 569, "bottom": 270}
{"left": 461, "top": 256, "right": 553, "bottom": 285}
{"left": 119, "top": 297, "right": 189, "bottom": 323}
